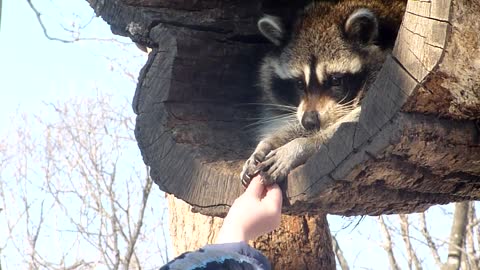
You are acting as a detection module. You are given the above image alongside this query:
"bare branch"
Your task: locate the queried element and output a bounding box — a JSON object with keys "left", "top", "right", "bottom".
{"left": 124, "top": 170, "right": 153, "bottom": 269}
{"left": 26, "top": 0, "right": 75, "bottom": 43}
{"left": 332, "top": 235, "right": 349, "bottom": 270}
{"left": 26, "top": 0, "right": 133, "bottom": 44}
{"left": 399, "top": 214, "right": 423, "bottom": 270}
{"left": 419, "top": 212, "right": 443, "bottom": 268}
{"left": 466, "top": 202, "right": 478, "bottom": 270}
{"left": 378, "top": 216, "right": 400, "bottom": 270}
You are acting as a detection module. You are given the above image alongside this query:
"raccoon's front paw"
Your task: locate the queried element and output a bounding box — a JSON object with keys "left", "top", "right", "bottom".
{"left": 258, "top": 138, "right": 310, "bottom": 185}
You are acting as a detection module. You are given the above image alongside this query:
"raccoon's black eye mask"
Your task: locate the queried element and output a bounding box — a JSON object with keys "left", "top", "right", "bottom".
{"left": 271, "top": 76, "right": 302, "bottom": 106}
{"left": 329, "top": 73, "right": 344, "bottom": 87}
{"left": 327, "top": 71, "right": 367, "bottom": 102}
{"left": 295, "top": 78, "right": 306, "bottom": 91}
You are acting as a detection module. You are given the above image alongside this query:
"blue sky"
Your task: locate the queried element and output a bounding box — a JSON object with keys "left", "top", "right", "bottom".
{"left": 0, "top": 0, "right": 465, "bottom": 269}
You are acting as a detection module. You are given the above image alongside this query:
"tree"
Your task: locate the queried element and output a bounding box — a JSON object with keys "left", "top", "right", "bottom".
{"left": 375, "top": 202, "right": 479, "bottom": 270}
{"left": 0, "top": 92, "right": 170, "bottom": 269}
{"left": 86, "top": 0, "right": 479, "bottom": 268}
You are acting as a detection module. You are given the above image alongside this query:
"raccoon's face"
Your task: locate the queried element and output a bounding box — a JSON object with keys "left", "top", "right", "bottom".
{"left": 258, "top": 5, "right": 388, "bottom": 131}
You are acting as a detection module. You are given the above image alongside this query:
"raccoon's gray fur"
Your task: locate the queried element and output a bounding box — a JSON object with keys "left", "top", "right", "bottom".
{"left": 241, "top": 0, "right": 406, "bottom": 186}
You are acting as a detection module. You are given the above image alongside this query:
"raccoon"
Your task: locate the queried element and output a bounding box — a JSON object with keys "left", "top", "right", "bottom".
{"left": 241, "top": 0, "right": 406, "bottom": 187}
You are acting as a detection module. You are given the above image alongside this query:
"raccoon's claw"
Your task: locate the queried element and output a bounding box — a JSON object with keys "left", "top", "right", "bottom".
{"left": 241, "top": 140, "right": 276, "bottom": 187}
{"left": 241, "top": 173, "right": 252, "bottom": 188}
{"left": 240, "top": 167, "right": 262, "bottom": 188}
{"left": 240, "top": 153, "right": 263, "bottom": 188}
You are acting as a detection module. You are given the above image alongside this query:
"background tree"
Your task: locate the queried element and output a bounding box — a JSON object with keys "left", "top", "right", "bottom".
{"left": 332, "top": 202, "right": 480, "bottom": 269}
{"left": 0, "top": 92, "right": 170, "bottom": 269}
{"left": 0, "top": 1, "right": 171, "bottom": 266}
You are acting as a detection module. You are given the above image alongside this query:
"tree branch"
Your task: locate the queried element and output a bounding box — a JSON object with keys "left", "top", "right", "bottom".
{"left": 123, "top": 169, "right": 153, "bottom": 269}
{"left": 26, "top": 0, "right": 130, "bottom": 44}
{"left": 26, "top": 0, "right": 74, "bottom": 43}
{"left": 419, "top": 212, "right": 443, "bottom": 268}
{"left": 332, "top": 235, "right": 350, "bottom": 270}
{"left": 466, "top": 202, "right": 478, "bottom": 269}
{"left": 399, "top": 214, "right": 423, "bottom": 270}
{"left": 378, "top": 216, "right": 400, "bottom": 270}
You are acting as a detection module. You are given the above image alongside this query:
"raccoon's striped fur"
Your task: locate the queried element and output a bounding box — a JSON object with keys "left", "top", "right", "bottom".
{"left": 241, "top": 0, "right": 406, "bottom": 186}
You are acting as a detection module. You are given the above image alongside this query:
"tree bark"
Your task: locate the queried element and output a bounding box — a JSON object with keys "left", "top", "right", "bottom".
{"left": 254, "top": 214, "right": 335, "bottom": 270}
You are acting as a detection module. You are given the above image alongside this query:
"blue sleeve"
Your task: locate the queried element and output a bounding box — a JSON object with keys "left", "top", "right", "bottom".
{"left": 159, "top": 241, "right": 271, "bottom": 270}
{"left": 203, "top": 242, "right": 271, "bottom": 269}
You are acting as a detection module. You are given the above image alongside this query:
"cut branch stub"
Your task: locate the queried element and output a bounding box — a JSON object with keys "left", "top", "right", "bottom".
{"left": 91, "top": 0, "right": 480, "bottom": 217}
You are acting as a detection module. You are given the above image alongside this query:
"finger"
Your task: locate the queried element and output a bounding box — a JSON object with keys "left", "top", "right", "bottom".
{"left": 244, "top": 175, "right": 266, "bottom": 198}
{"left": 263, "top": 184, "right": 283, "bottom": 210}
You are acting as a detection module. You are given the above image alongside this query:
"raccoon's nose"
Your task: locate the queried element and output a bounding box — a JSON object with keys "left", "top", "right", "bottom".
{"left": 301, "top": 111, "right": 321, "bottom": 131}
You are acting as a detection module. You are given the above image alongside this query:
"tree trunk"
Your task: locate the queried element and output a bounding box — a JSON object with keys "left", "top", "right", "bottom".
{"left": 168, "top": 195, "right": 335, "bottom": 269}
{"left": 443, "top": 202, "right": 469, "bottom": 270}
{"left": 167, "top": 194, "right": 223, "bottom": 256}
{"left": 88, "top": 0, "right": 479, "bottom": 268}
{"left": 255, "top": 214, "right": 335, "bottom": 270}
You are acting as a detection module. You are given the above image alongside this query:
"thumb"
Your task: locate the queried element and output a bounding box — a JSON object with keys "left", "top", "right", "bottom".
{"left": 244, "top": 175, "right": 265, "bottom": 199}
{"left": 263, "top": 184, "right": 283, "bottom": 210}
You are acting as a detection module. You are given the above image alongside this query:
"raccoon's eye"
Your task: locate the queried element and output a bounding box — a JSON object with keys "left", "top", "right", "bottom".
{"left": 331, "top": 74, "right": 344, "bottom": 87}
{"left": 295, "top": 79, "right": 306, "bottom": 91}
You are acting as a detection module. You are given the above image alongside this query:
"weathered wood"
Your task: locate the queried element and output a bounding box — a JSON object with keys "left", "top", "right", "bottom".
{"left": 89, "top": 0, "right": 480, "bottom": 217}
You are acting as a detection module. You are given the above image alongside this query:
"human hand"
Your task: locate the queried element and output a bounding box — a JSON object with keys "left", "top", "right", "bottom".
{"left": 216, "top": 175, "right": 283, "bottom": 243}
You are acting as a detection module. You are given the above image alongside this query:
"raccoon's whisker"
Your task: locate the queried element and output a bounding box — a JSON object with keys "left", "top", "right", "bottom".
{"left": 263, "top": 106, "right": 297, "bottom": 111}
{"left": 333, "top": 106, "right": 355, "bottom": 112}
{"left": 258, "top": 115, "right": 297, "bottom": 124}
{"left": 338, "top": 94, "right": 350, "bottom": 104}
{"left": 244, "top": 114, "right": 297, "bottom": 127}
{"left": 334, "top": 107, "right": 355, "bottom": 113}
{"left": 253, "top": 118, "right": 296, "bottom": 127}
{"left": 249, "top": 116, "right": 292, "bottom": 123}
{"left": 238, "top": 103, "right": 297, "bottom": 111}
{"left": 246, "top": 114, "right": 296, "bottom": 122}
{"left": 344, "top": 99, "right": 356, "bottom": 105}
{"left": 338, "top": 98, "right": 356, "bottom": 106}
{"left": 262, "top": 107, "right": 297, "bottom": 113}
{"left": 244, "top": 119, "right": 294, "bottom": 129}
{"left": 330, "top": 107, "right": 355, "bottom": 116}
{"left": 335, "top": 103, "right": 356, "bottom": 110}
{"left": 335, "top": 106, "right": 354, "bottom": 112}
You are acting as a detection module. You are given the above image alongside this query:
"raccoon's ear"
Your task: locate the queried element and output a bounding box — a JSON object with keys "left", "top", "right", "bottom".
{"left": 258, "top": 15, "right": 284, "bottom": 46}
{"left": 344, "top": 8, "right": 378, "bottom": 45}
